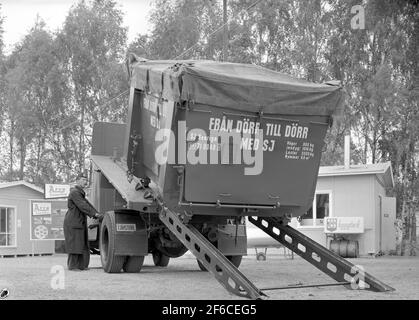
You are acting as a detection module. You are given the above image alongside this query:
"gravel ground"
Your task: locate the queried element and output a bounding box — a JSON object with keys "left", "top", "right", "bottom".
{"left": 0, "top": 252, "right": 418, "bottom": 300}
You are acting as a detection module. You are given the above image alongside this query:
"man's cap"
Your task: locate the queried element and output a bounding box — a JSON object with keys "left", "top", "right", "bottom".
{"left": 76, "top": 172, "right": 88, "bottom": 179}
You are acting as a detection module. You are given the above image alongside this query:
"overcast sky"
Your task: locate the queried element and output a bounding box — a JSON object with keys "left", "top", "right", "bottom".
{"left": 0, "top": 0, "right": 153, "bottom": 54}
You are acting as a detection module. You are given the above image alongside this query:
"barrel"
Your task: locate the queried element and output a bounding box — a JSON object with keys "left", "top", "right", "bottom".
{"left": 330, "top": 240, "right": 359, "bottom": 258}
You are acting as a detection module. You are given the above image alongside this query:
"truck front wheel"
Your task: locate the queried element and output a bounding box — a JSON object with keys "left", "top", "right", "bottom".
{"left": 100, "top": 211, "right": 125, "bottom": 273}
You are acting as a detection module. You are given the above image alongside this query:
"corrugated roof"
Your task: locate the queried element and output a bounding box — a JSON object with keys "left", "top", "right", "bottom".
{"left": 0, "top": 180, "right": 44, "bottom": 194}
{"left": 318, "top": 162, "right": 394, "bottom": 188}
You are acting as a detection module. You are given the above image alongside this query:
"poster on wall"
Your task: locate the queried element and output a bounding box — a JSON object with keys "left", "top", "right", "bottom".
{"left": 30, "top": 200, "right": 67, "bottom": 240}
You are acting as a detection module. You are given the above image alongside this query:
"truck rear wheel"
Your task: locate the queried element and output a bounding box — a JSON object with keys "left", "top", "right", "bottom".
{"left": 100, "top": 211, "right": 125, "bottom": 273}
{"left": 197, "top": 255, "right": 242, "bottom": 271}
{"left": 153, "top": 251, "right": 170, "bottom": 267}
{"left": 123, "top": 256, "right": 145, "bottom": 272}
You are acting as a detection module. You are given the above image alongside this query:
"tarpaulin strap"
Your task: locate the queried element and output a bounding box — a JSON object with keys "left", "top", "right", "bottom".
{"left": 144, "top": 69, "right": 150, "bottom": 93}
{"left": 160, "top": 72, "right": 164, "bottom": 99}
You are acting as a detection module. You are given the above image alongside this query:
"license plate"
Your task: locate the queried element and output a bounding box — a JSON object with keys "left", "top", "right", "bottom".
{"left": 116, "top": 224, "right": 136, "bottom": 232}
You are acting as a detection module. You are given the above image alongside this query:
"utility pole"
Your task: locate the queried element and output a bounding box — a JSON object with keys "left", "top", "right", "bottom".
{"left": 223, "top": 0, "right": 227, "bottom": 62}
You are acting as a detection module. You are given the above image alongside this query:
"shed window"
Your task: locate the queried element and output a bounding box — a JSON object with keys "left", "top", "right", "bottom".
{"left": 0, "top": 207, "right": 16, "bottom": 247}
{"left": 298, "top": 193, "right": 331, "bottom": 227}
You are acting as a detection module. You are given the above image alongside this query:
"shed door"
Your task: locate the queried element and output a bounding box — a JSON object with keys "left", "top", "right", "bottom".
{"left": 380, "top": 197, "right": 396, "bottom": 253}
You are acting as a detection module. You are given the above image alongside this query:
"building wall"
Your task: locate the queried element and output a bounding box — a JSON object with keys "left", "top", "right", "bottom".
{"left": 0, "top": 185, "right": 55, "bottom": 256}
{"left": 296, "top": 174, "right": 378, "bottom": 256}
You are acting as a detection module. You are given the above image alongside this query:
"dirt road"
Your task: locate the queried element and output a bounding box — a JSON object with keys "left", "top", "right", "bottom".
{"left": 0, "top": 253, "right": 418, "bottom": 300}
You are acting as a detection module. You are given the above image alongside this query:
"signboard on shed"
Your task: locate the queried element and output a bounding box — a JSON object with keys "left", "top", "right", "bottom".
{"left": 324, "top": 217, "right": 364, "bottom": 234}
{"left": 44, "top": 184, "right": 70, "bottom": 199}
{"left": 30, "top": 200, "right": 67, "bottom": 240}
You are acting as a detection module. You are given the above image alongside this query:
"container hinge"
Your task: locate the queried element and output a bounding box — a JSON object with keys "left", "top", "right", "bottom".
{"left": 173, "top": 165, "right": 185, "bottom": 186}
{"left": 257, "top": 107, "right": 264, "bottom": 119}
{"left": 135, "top": 177, "right": 151, "bottom": 191}
{"left": 143, "top": 190, "right": 155, "bottom": 200}
{"left": 179, "top": 210, "right": 193, "bottom": 224}
{"left": 126, "top": 170, "right": 134, "bottom": 183}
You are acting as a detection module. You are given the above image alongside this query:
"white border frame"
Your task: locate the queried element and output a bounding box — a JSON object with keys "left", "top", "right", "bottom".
{"left": 297, "top": 190, "right": 333, "bottom": 229}
{"left": 0, "top": 204, "right": 18, "bottom": 248}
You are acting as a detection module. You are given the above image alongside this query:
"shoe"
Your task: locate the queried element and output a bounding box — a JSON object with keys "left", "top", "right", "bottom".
{"left": 68, "top": 268, "right": 82, "bottom": 272}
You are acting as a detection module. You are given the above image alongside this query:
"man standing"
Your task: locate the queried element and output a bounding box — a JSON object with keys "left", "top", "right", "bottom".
{"left": 64, "top": 172, "right": 102, "bottom": 271}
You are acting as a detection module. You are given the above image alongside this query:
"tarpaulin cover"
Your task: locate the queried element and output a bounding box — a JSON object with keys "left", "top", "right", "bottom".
{"left": 130, "top": 59, "right": 343, "bottom": 118}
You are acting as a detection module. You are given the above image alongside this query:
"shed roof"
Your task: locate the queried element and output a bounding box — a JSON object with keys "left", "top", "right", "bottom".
{"left": 0, "top": 180, "right": 44, "bottom": 194}
{"left": 318, "top": 162, "right": 394, "bottom": 188}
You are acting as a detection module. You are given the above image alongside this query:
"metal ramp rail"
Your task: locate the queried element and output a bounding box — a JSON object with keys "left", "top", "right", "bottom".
{"left": 158, "top": 206, "right": 267, "bottom": 300}
{"left": 248, "top": 216, "right": 395, "bottom": 292}
{"left": 158, "top": 206, "right": 394, "bottom": 299}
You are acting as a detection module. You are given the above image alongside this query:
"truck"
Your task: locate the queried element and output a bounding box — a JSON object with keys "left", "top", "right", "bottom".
{"left": 87, "top": 56, "right": 394, "bottom": 299}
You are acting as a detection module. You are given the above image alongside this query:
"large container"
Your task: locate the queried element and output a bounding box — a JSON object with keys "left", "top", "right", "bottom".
{"left": 123, "top": 59, "right": 343, "bottom": 217}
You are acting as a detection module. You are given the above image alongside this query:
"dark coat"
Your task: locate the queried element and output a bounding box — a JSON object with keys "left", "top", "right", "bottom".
{"left": 64, "top": 186, "right": 97, "bottom": 254}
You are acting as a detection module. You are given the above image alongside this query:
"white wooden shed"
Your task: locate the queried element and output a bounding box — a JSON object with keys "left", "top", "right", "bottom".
{"left": 0, "top": 181, "right": 55, "bottom": 257}
{"left": 290, "top": 162, "right": 396, "bottom": 256}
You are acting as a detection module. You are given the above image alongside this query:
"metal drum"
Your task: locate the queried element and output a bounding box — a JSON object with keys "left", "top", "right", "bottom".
{"left": 330, "top": 240, "right": 359, "bottom": 258}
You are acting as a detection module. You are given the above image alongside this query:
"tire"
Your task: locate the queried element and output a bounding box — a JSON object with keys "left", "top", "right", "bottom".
{"left": 123, "top": 256, "right": 145, "bottom": 273}
{"left": 226, "top": 255, "right": 242, "bottom": 268}
{"left": 100, "top": 211, "right": 125, "bottom": 273}
{"left": 153, "top": 251, "right": 170, "bottom": 267}
{"left": 196, "top": 255, "right": 243, "bottom": 271}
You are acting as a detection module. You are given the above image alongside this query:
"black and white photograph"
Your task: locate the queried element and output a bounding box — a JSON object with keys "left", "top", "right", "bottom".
{"left": 0, "top": 0, "right": 418, "bottom": 310}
